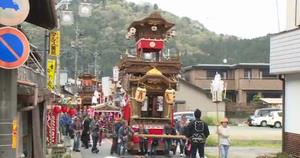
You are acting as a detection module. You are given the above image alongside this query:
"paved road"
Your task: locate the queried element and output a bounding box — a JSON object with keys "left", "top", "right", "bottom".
{"left": 72, "top": 126, "right": 281, "bottom": 158}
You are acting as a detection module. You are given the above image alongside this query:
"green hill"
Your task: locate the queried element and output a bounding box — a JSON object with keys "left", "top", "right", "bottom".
{"left": 23, "top": 0, "right": 270, "bottom": 76}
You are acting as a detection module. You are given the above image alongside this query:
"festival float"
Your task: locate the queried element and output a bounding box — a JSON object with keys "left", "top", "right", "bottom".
{"left": 119, "top": 12, "right": 183, "bottom": 153}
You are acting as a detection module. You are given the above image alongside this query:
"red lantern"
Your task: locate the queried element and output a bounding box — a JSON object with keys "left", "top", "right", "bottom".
{"left": 53, "top": 106, "right": 61, "bottom": 115}
{"left": 61, "top": 105, "right": 68, "bottom": 113}
{"left": 68, "top": 108, "right": 77, "bottom": 116}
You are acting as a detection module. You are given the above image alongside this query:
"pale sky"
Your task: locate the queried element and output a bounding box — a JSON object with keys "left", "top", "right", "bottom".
{"left": 126, "top": 0, "right": 287, "bottom": 39}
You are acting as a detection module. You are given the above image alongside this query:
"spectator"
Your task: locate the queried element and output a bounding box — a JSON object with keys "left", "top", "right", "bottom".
{"left": 90, "top": 115, "right": 100, "bottom": 153}
{"left": 150, "top": 138, "right": 159, "bottom": 155}
{"left": 110, "top": 117, "right": 122, "bottom": 155}
{"left": 163, "top": 122, "right": 172, "bottom": 155}
{"left": 185, "top": 109, "right": 210, "bottom": 158}
{"left": 138, "top": 124, "right": 149, "bottom": 155}
{"left": 175, "top": 115, "right": 189, "bottom": 157}
{"left": 117, "top": 121, "right": 132, "bottom": 156}
{"left": 217, "top": 118, "right": 230, "bottom": 158}
{"left": 81, "top": 115, "right": 91, "bottom": 149}
{"left": 72, "top": 117, "right": 82, "bottom": 152}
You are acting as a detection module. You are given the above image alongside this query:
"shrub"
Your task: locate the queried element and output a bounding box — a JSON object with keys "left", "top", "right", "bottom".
{"left": 202, "top": 116, "right": 218, "bottom": 126}
{"left": 276, "top": 153, "right": 294, "bottom": 158}
{"left": 206, "top": 136, "right": 217, "bottom": 147}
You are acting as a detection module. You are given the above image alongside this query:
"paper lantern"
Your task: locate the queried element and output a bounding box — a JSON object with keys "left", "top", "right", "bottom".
{"left": 68, "top": 108, "right": 77, "bottom": 116}
{"left": 53, "top": 106, "right": 61, "bottom": 115}
{"left": 61, "top": 105, "right": 68, "bottom": 113}
{"left": 135, "top": 87, "right": 147, "bottom": 102}
{"left": 164, "top": 89, "right": 175, "bottom": 104}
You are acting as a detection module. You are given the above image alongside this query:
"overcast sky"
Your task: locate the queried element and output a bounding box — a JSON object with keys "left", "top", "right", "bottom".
{"left": 126, "top": 0, "right": 286, "bottom": 39}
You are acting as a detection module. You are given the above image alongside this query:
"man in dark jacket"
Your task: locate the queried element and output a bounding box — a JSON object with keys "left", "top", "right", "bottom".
{"left": 185, "top": 109, "right": 210, "bottom": 158}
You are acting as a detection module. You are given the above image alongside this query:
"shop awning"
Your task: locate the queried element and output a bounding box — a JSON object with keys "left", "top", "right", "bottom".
{"left": 260, "top": 98, "right": 282, "bottom": 105}
{"left": 25, "top": 0, "right": 57, "bottom": 29}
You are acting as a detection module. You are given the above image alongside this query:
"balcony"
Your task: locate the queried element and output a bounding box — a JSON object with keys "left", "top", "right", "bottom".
{"left": 17, "top": 65, "right": 46, "bottom": 89}
{"left": 238, "top": 78, "right": 282, "bottom": 90}
{"left": 17, "top": 66, "right": 48, "bottom": 101}
{"left": 119, "top": 54, "right": 181, "bottom": 74}
{"left": 193, "top": 77, "right": 282, "bottom": 91}
{"left": 194, "top": 77, "right": 236, "bottom": 90}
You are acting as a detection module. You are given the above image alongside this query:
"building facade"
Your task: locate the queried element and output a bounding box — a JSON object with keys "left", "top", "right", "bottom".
{"left": 175, "top": 79, "right": 225, "bottom": 117}
{"left": 0, "top": 1, "right": 57, "bottom": 158}
{"left": 270, "top": 0, "right": 300, "bottom": 156}
{"left": 183, "top": 63, "right": 282, "bottom": 107}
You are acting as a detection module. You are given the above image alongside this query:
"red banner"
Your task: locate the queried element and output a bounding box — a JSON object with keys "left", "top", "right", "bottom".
{"left": 46, "top": 109, "right": 58, "bottom": 145}
{"left": 137, "top": 39, "right": 164, "bottom": 52}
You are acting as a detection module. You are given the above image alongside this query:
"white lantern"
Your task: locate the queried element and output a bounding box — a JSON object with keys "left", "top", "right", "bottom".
{"left": 61, "top": 10, "right": 74, "bottom": 25}
{"left": 135, "top": 87, "right": 147, "bottom": 102}
{"left": 78, "top": 3, "right": 92, "bottom": 17}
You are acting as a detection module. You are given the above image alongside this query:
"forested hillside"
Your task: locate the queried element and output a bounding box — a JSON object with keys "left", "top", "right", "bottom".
{"left": 23, "top": 0, "right": 270, "bottom": 76}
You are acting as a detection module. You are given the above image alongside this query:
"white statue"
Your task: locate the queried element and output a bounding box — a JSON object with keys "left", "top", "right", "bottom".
{"left": 210, "top": 73, "right": 224, "bottom": 102}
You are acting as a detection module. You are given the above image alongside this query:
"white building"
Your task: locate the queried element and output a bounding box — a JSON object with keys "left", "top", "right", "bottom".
{"left": 270, "top": 0, "right": 300, "bottom": 156}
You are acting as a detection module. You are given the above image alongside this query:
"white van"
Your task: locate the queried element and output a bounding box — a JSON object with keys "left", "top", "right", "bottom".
{"left": 248, "top": 108, "right": 281, "bottom": 127}
{"left": 267, "top": 111, "right": 282, "bottom": 128}
{"left": 174, "top": 111, "right": 194, "bottom": 122}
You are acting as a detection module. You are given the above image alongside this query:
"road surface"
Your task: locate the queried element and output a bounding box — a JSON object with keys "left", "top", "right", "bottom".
{"left": 71, "top": 126, "right": 281, "bottom": 158}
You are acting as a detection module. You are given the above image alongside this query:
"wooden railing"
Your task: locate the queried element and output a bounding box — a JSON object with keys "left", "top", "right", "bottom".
{"left": 17, "top": 65, "right": 46, "bottom": 88}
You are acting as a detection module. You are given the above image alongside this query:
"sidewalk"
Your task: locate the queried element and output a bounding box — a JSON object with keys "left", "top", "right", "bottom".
{"left": 71, "top": 151, "right": 82, "bottom": 158}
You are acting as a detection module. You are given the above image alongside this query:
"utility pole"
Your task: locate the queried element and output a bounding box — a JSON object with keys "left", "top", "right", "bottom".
{"left": 74, "top": 25, "right": 80, "bottom": 86}
{"left": 94, "top": 51, "right": 97, "bottom": 78}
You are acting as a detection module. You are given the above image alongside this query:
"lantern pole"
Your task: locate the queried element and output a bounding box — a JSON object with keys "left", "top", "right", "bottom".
{"left": 211, "top": 73, "right": 224, "bottom": 158}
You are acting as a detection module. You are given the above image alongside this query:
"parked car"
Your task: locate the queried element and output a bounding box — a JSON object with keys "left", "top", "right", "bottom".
{"left": 267, "top": 111, "right": 283, "bottom": 128}
{"left": 248, "top": 108, "right": 281, "bottom": 127}
{"left": 174, "top": 111, "right": 194, "bottom": 122}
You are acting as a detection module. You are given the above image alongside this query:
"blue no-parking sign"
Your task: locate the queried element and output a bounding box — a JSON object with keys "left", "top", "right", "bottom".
{"left": 0, "top": 27, "right": 30, "bottom": 69}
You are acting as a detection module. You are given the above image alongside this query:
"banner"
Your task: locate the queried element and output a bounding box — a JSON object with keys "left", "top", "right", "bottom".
{"left": 113, "top": 66, "right": 119, "bottom": 82}
{"left": 102, "top": 77, "right": 111, "bottom": 97}
{"left": 12, "top": 119, "right": 17, "bottom": 149}
{"left": 47, "top": 59, "right": 56, "bottom": 90}
{"left": 49, "top": 31, "right": 61, "bottom": 56}
{"left": 46, "top": 110, "right": 58, "bottom": 145}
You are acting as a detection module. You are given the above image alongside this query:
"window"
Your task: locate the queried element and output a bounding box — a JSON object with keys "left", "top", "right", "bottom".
{"left": 246, "top": 92, "right": 257, "bottom": 103}
{"left": 207, "top": 70, "right": 228, "bottom": 79}
{"left": 244, "top": 69, "right": 252, "bottom": 79}
{"left": 260, "top": 68, "right": 277, "bottom": 78}
{"left": 207, "top": 70, "right": 217, "bottom": 78}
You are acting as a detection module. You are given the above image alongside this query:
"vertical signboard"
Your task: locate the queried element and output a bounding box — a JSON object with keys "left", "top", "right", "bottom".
{"left": 113, "top": 66, "right": 119, "bottom": 82}
{"left": 47, "top": 59, "right": 56, "bottom": 90}
{"left": 46, "top": 110, "right": 58, "bottom": 145}
{"left": 49, "top": 31, "right": 61, "bottom": 57}
{"left": 12, "top": 119, "right": 17, "bottom": 149}
{"left": 102, "top": 77, "right": 111, "bottom": 97}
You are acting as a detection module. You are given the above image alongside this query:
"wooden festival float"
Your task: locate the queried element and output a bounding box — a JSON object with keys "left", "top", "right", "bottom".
{"left": 118, "top": 12, "right": 184, "bottom": 153}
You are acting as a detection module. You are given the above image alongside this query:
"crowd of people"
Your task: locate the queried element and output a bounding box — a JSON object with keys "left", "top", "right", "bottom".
{"left": 59, "top": 108, "right": 231, "bottom": 158}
